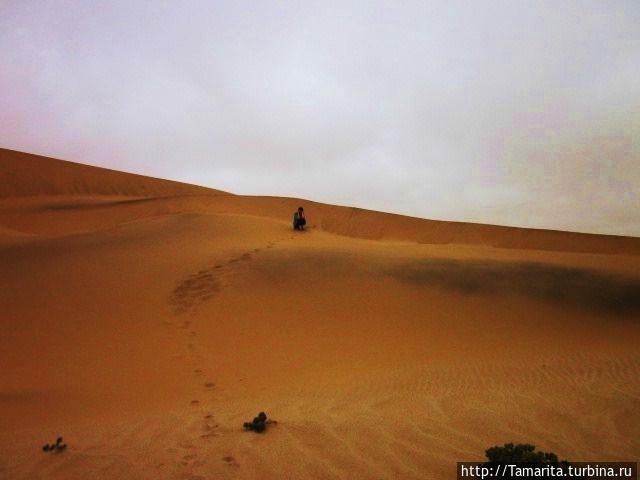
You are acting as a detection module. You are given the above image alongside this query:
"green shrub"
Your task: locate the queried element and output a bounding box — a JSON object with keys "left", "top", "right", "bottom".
{"left": 485, "top": 443, "right": 569, "bottom": 466}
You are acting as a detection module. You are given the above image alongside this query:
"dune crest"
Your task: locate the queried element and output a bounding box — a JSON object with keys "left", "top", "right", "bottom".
{"left": 0, "top": 148, "right": 227, "bottom": 199}
{"left": 1, "top": 148, "right": 638, "bottom": 254}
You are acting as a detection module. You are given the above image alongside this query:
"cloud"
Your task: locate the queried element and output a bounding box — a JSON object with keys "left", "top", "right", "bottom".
{"left": 1, "top": 0, "right": 638, "bottom": 235}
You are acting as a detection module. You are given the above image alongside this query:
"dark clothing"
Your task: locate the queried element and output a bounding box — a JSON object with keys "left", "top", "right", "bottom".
{"left": 293, "top": 212, "right": 306, "bottom": 230}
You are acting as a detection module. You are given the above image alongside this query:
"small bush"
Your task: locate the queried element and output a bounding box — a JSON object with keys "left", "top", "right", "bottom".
{"left": 42, "top": 436, "right": 67, "bottom": 453}
{"left": 480, "top": 443, "right": 572, "bottom": 479}
{"left": 485, "top": 443, "right": 570, "bottom": 467}
{"left": 243, "top": 411, "right": 269, "bottom": 433}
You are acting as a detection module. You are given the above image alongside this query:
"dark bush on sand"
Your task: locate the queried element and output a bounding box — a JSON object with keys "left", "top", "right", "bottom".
{"left": 243, "top": 411, "right": 268, "bottom": 433}
{"left": 42, "top": 437, "right": 67, "bottom": 453}
{"left": 483, "top": 443, "right": 571, "bottom": 478}
{"left": 485, "top": 443, "right": 568, "bottom": 466}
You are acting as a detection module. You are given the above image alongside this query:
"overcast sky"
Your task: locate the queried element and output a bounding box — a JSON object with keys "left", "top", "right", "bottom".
{"left": 1, "top": 1, "right": 638, "bottom": 235}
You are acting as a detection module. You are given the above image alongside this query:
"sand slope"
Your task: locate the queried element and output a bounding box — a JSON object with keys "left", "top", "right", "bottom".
{"left": 0, "top": 148, "right": 226, "bottom": 199}
{"left": 2, "top": 148, "right": 639, "bottom": 254}
{"left": 1, "top": 149, "right": 639, "bottom": 480}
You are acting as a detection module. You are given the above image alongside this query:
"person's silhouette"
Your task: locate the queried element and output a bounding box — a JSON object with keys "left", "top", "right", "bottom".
{"left": 293, "top": 206, "right": 306, "bottom": 230}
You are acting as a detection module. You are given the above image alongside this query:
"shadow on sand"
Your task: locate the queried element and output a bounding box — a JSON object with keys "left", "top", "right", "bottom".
{"left": 391, "top": 259, "right": 640, "bottom": 315}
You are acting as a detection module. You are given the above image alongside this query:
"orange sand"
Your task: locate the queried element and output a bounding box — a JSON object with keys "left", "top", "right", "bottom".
{"left": 1, "top": 148, "right": 639, "bottom": 480}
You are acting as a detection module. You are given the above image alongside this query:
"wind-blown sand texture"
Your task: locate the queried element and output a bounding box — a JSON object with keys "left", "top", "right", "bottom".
{"left": 1, "top": 147, "right": 639, "bottom": 480}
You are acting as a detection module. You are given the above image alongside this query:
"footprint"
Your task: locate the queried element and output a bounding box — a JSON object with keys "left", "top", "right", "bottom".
{"left": 170, "top": 271, "right": 221, "bottom": 314}
{"left": 190, "top": 400, "right": 200, "bottom": 406}
{"left": 204, "top": 382, "right": 215, "bottom": 388}
{"left": 223, "top": 456, "right": 239, "bottom": 468}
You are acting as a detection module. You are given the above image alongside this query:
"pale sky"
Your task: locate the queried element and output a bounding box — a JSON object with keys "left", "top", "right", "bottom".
{"left": 1, "top": 1, "right": 639, "bottom": 236}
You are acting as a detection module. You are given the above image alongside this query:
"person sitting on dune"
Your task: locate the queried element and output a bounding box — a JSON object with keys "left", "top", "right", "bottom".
{"left": 293, "top": 206, "right": 306, "bottom": 231}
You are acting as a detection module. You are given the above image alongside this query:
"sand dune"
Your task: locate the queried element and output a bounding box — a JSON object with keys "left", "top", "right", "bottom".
{"left": 3, "top": 148, "right": 639, "bottom": 254}
{"left": 0, "top": 148, "right": 226, "bottom": 199}
{"left": 1, "top": 149, "right": 639, "bottom": 479}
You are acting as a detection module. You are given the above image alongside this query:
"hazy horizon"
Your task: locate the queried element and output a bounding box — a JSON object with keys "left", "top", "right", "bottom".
{"left": 1, "top": 1, "right": 639, "bottom": 236}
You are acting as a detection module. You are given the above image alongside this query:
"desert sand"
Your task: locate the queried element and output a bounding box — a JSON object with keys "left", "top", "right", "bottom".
{"left": 1, "top": 147, "right": 639, "bottom": 480}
